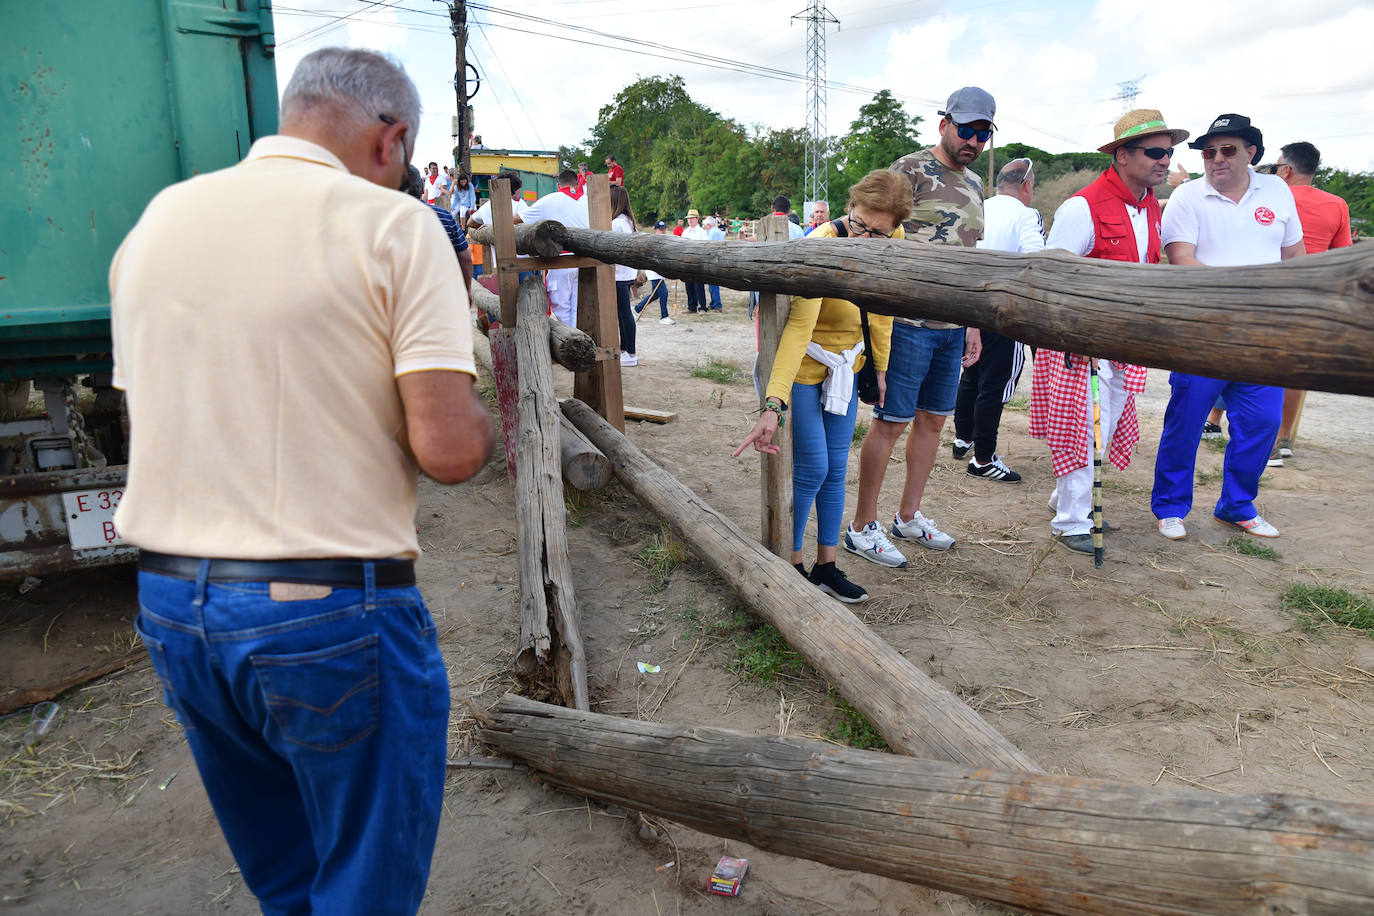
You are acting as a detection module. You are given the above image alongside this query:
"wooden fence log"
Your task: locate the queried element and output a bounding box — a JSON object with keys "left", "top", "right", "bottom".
{"left": 471, "top": 334, "right": 611, "bottom": 493}
{"left": 560, "top": 397, "right": 1039, "bottom": 771}
{"left": 559, "top": 418, "right": 612, "bottom": 492}
{"left": 469, "top": 223, "right": 563, "bottom": 258}
{"left": 509, "top": 222, "right": 1374, "bottom": 396}
{"left": 472, "top": 284, "right": 595, "bottom": 373}
{"left": 478, "top": 694, "right": 1374, "bottom": 916}
{"left": 513, "top": 278, "right": 589, "bottom": 710}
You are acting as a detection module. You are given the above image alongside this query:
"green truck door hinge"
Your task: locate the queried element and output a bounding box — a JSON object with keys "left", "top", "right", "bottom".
{"left": 171, "top": 2, "right": 275, "bottom": 53}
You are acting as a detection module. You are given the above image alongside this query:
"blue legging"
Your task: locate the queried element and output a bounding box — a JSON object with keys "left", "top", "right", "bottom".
{"left": 790, "top": 381, "right": 859, "bottom": 552}
{"left": 1152, "top": 373, "right": 1281, "bottom": 522}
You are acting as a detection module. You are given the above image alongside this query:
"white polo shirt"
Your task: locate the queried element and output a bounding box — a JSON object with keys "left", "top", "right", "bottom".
{"left": 1161, "top": 170, "right": 1303, "bottom": 266}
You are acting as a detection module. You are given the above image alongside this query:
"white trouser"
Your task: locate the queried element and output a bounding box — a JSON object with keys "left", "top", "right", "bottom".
{"left": 546, "top": 268, "right": 579, "bottom": 327}
{"left": 1050, "top": 363, "right": 1127, "bottom": 536}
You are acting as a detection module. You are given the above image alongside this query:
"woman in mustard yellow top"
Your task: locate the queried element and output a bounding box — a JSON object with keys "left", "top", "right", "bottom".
{"left": 733, "top": 170, "right": 912, "bottom": 603}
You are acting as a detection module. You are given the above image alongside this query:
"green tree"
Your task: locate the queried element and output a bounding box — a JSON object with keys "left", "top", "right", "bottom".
{"left": 582, "top": 75, "right": 729, "bottom": 222}
{"left": 1316, "top": 167, "right": 1374, "bottom": 234}
{"left": 833, "top": 90, "right": 923, "bottom": 184}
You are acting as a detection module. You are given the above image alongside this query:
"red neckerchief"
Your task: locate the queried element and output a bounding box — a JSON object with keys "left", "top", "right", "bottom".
{"left": 558, "top": 185, "right": 583, "bottom": 200}
{"left": 1100, "top": 165, "right": 1155, "bottom": 212}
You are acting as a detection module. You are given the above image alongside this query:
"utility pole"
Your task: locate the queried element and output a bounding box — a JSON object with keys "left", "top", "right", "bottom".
{"left": 792, "top": 0, "right": 838, "bottom": 211}
{"left": 450, "top": 0, "right": 473, "bottom": 175}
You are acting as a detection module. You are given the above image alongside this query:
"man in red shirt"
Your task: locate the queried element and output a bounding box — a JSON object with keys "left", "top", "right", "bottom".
{"left": 672, "top": 219, "right": 684, "bottom": 237}
{"left": 576, "top": 161, "right": 590, "bottom": 192}
{"left": 1268, "top": 141, "right": 1352, "bottom": 466}
{"left": 605, "top": 155, "right": 624, "bottom": 186}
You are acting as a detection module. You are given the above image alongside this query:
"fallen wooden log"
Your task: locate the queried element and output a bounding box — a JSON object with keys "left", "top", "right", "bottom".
{"left": 561, "top": 397, "right": 1039, "bottom": 771}
{"left": 559, "top": 419, "right": 611, "bottom": 491}
{"left": 514, "top": 278, "right": 589, "bottom": 710}
{"left": 512, "top": 221, "right": 1374, "bottom": 396}
{"left": 472, "top": 283, "right": 595, "bottom": 373}
{"left": 479, "top": 694, "right": 1374, "bottom": 916}
{"left": 472, "top": 327, "right": 611, "bottom": 493}
{"left": 0, "top": 648, "right": 146, "bottom": 715}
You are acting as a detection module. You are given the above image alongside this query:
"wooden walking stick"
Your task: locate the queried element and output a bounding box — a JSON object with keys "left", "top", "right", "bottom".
{"left": 1089, "top": 360, "right": 1105, "bottom": 569}
{"left": 635, "top": 278, "right": 664, "bottom": 323}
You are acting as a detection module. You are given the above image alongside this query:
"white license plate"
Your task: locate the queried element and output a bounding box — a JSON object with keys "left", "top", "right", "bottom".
{"left": 61, "top": 488, "right": 126, "bottom": 550}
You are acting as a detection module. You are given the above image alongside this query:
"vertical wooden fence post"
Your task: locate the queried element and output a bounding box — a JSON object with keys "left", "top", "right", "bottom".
{"left": 490, "top": 178, "right": 520, "bottom": 326}
{"left": 756, "top": 215, "right": 793, "bottom": 559}
{"left": 574, "top": 174, "right": 624, "bottom": 431}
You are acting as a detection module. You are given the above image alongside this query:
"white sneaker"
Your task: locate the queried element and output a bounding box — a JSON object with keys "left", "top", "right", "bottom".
{"left": 1157, "top": 517, "right": 1187, "bottom": 540}
{"left": 1221, "top": 515, "right": 1280, "bottom": 538}
{"left": 659, "top": 317, "right": 676, "bottom": 325}
{"left": 844, "top": 521, "right": 909, "bottom": 568}
{"left": 891, "top": 511, "right": 956, "bottom": 551}
{"left": 620, "top": 352, "right": 639, "bottom": 367}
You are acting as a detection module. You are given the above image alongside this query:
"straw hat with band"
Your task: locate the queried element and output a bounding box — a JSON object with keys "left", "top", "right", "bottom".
{"left": 686, "top": 208, "right": 700, "bottom": 219}
{"left": 1098, "top": 109, "right": 1189, "bottom": 154}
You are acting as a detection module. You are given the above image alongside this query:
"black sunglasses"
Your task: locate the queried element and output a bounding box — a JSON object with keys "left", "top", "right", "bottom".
{"left": 950, "top": 120, "right": 992, "bottom": 143}
{"left": 1126, "top": 145, "right": 1175, "bottom": 160}
{"left": 1201, "top": 144, "right": 1242, "bottom": 160}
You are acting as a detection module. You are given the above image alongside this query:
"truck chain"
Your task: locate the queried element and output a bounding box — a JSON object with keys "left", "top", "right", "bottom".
{"left": 62, "top": 378, "right": 108, "bottom": 469}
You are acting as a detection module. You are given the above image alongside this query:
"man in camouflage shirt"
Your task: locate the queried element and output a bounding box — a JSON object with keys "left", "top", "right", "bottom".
{"left": 846, "top": 87, "right": 992, "bottom": 567}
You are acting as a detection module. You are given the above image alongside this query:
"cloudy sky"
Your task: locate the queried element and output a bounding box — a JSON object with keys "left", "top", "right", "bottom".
{"left": 271, "top": 0, "right": 1374, "bottom": 174}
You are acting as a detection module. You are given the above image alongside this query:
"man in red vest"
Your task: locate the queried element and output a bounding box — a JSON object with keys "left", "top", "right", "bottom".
{"left": 1030, "top": 109, "right": 1189, "bottom": 555}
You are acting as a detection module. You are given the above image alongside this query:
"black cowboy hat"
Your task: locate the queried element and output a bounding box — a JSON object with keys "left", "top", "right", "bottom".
{"left": 1188, "top": 113, "right": 1264, "bottom": 165}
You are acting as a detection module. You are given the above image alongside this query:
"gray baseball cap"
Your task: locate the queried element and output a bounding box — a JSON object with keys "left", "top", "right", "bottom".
{"left": 939, "top": 87, "right": 996, "bottom": 127}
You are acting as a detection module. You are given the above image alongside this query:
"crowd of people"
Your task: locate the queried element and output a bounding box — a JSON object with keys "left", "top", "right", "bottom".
{"left": 108, "top": 43, "right": 1355, "bottom": 914}
{"left": 735, "top": 88, "right": 1352, "bottom": 605}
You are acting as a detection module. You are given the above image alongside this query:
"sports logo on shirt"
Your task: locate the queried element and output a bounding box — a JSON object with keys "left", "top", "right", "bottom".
{"left": 1254, "top": 207, "right": 1275, "bottom": 226}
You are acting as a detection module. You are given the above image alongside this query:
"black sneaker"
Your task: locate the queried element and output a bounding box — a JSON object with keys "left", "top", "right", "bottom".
{"left": 809, "top": 562, "right": 869, "bottom": 604}
{"left": 1201, "top": 421, "right": 1223, "bottom": 440}
{"left": 951, "top": 438, "right": 972, "bottom": 460}
{"left": 966, "top": 455, "right": 1022, "bottom": 482}
{"left": 794, "top": 562, "right": 808, "bottom": 577}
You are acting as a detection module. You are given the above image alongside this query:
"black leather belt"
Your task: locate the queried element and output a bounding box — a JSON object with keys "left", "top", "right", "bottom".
{"left": 139, "top": 551, "right": 416, "bottom": 588}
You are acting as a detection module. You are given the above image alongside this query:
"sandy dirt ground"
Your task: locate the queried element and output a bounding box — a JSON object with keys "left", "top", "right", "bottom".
{"left": 4, "top": 286, "right": 1374, "bottom": 914}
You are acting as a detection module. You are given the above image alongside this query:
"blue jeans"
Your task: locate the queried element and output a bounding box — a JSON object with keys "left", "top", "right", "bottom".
{"left": 874, "top": 323, "right": 964, "bottom": 423}
{"left": 708, "top": 285, "right": 722, "bottom": 309}
{"left": 685, "top": 282, "right": 707, "bottom": 311}
{"left": 135, "top": 566, "right": 449, "bottom": 916}
{"left": 791, "top": 382, "right": 859, "bottom": 552}
{"left": 636, "top": 278, "right": 669, "bottom": 318}
{"left": 1152, "top": 373, "right": 1281, "bottom": 522}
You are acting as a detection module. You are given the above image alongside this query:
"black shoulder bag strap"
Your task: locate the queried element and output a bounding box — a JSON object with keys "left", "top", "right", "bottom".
{"left": 832, "top": 219, "right": 875, "bottom": 357}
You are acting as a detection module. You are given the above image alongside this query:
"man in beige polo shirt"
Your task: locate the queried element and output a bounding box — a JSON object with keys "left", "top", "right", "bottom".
{"left": 111, "top": 48, "right": 491, "bottom": 915}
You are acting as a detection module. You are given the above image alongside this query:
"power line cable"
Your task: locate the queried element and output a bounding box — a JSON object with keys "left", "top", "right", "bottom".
{"left": 471, "top": 21, "right": 547, "bottom": 148}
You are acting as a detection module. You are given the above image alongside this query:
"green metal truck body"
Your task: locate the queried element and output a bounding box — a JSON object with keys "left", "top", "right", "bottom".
{"left": 1, "top": 0, "right": 278, "bottom": 577}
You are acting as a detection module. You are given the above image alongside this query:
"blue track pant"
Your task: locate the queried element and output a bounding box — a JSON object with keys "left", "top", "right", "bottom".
{"left": 1151, "top": 372, "right": 1281, "bottom": 523}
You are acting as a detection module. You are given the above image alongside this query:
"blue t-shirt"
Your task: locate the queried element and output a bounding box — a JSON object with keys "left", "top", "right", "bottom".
{"left": 427, "top": 203, "right": 469, "bottom": 254}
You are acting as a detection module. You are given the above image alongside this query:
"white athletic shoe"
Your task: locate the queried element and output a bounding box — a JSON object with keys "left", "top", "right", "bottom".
{"left": 891, "top": 511, "right": 956, "bottom": 551}
{"left": 1157, "top": 517, "right": 1187, "bottom": 540}
{"left": 844, "top": 521, "right": 909, "bottom": 568}
{"left": 659, "top": 317, "right": 676, "bottom": 325}
{"left": 620, "top": 352, "right": 639, "bottom": 367}
{"left": 1220, "top": 515, "right": 1279, "bottom": 538}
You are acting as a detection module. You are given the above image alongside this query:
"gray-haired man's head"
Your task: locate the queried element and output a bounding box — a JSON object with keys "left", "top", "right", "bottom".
{"left": 281, "top": 48, "right": 420, "bottom": 139}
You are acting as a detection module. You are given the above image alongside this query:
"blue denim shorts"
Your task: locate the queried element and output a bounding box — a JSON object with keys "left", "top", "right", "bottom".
{"left": 873, "top": 322, "right": 965, "bottom": 422}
